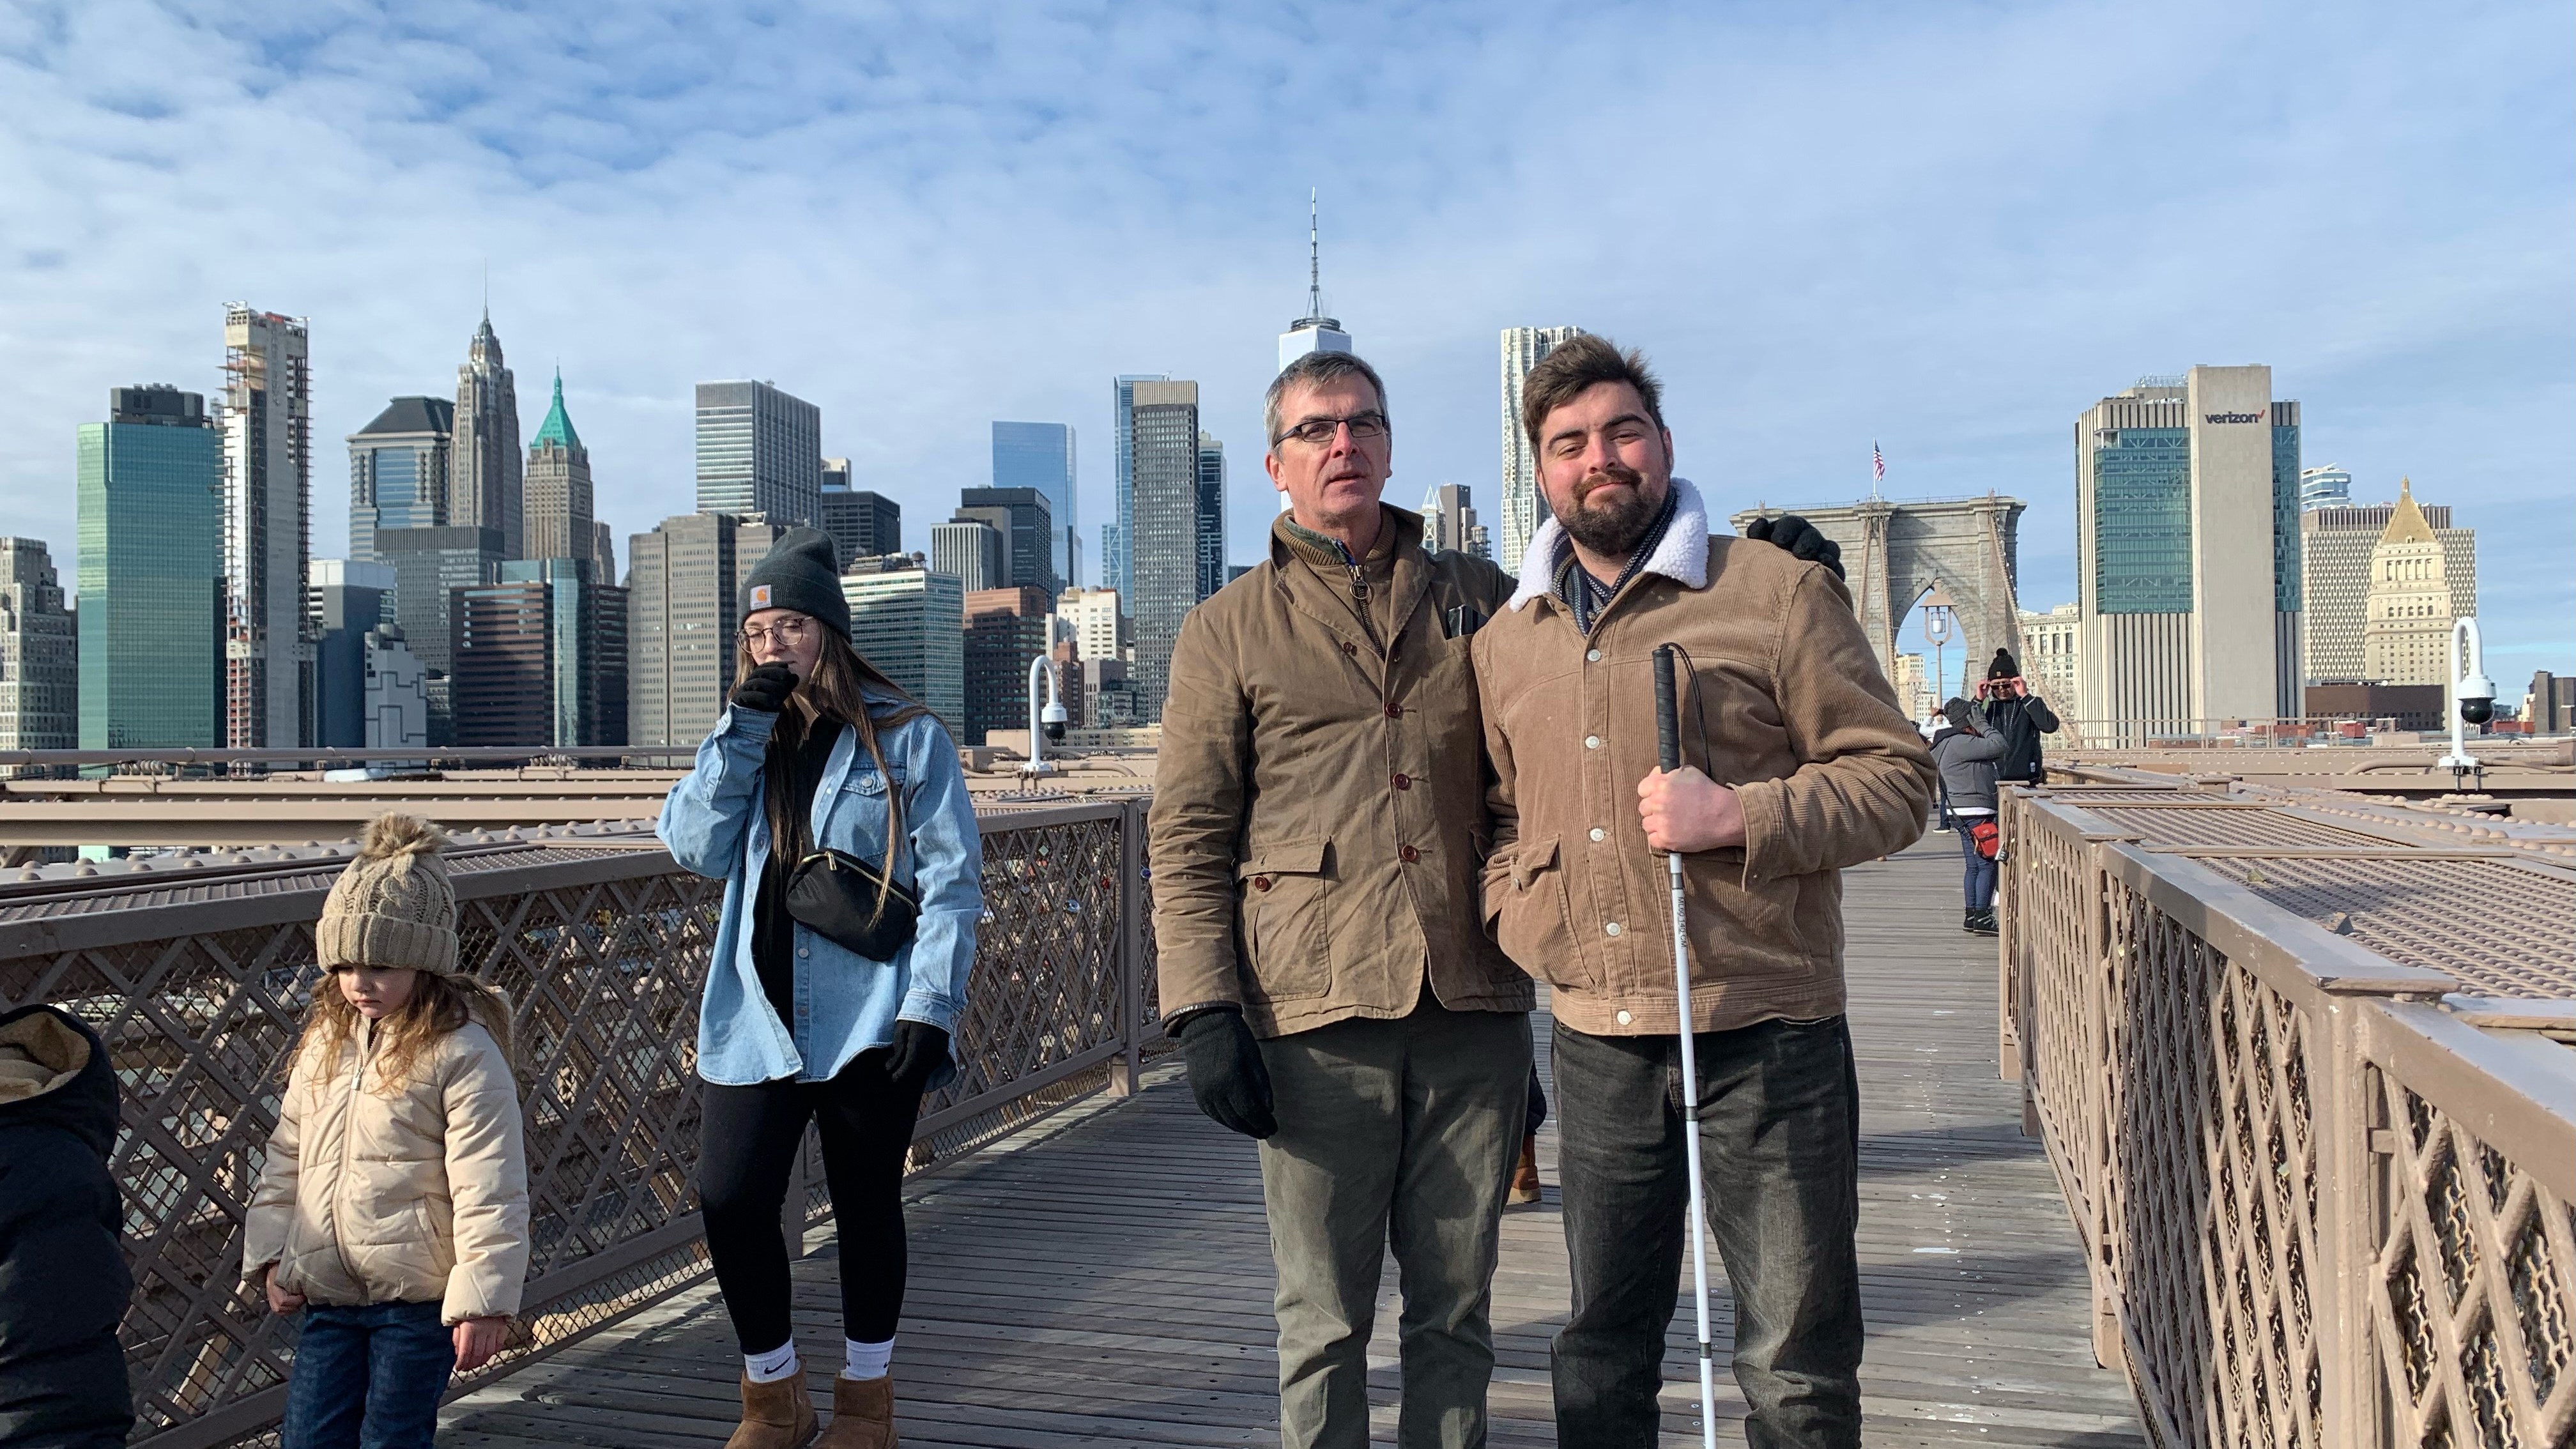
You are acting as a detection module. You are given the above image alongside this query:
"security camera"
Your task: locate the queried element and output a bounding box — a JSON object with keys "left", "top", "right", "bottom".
{"left": 2458, "top": 671, "right": 2496, "bottom": 726}
{"left": 1041, "top": 700, "right": 1069, "bottom": 744}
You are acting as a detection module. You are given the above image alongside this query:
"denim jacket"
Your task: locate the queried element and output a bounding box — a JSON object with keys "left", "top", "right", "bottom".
{"left": 658, "top": 696, "right": 984, "bottom": 1087}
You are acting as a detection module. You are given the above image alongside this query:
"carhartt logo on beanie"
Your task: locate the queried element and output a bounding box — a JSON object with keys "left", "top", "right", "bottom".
{"left": 741, "top": 527, "right": 852, "bottom": 639}
{"left": 316, "top": 814, "right": 459, "bottom": 974}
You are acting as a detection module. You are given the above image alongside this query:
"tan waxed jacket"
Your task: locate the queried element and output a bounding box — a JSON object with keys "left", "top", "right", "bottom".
{"left": 1149, "top": 506, "right": 1533, "bottom": 1038}
{"left": 1473, "top": 479, "right": 1933, "bottom": 1037}
{"left": 243, "top": 1016, "right": 529, "bottom": 1324}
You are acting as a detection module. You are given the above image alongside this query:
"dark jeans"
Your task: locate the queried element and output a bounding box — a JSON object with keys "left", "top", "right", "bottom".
{"left": 700, "top": 1048, "right": 924, "bottom": 1354}
{"left": 1552, "top": 1016, "right": 1864, "bottom": 1449}
{"left": 279, "top": 1300, "right": 454, "bottom": 1449}
{"left": 1956, "top": 819, "right": 1997, "bottom": 911}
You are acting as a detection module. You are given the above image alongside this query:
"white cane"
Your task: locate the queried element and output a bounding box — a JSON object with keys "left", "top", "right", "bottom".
{"left": 1653, "top": 643, "right": 1719, "bottom": 1449}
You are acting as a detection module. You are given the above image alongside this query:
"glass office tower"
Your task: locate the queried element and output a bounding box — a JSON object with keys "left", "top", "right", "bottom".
{"left": 77, "top": 385, "right": 224, "bottom": 748}
{"left": 992, "top": 422, "right": 1076, "bottom": 587}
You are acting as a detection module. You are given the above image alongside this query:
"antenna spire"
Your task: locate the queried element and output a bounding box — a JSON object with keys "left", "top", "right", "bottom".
{"left": 1307, "top": 188, "right": 1322, "bottom": 322}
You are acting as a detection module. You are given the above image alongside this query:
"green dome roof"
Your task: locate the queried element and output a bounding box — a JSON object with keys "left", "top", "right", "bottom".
{"left": 532, "top": 370, "right": 581, "bottom": 453}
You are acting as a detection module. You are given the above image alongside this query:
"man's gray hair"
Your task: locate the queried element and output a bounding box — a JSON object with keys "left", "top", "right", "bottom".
{"left": 1264, "top": 351, "right": 1390, "bottom": 449}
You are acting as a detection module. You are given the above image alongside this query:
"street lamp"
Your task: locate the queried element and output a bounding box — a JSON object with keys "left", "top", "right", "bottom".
{"left": 1922, "top": 583, "right": 1958, "bottom": 711}
{"left": 1019, "top": 654, "right": 1070, "bottom": 778}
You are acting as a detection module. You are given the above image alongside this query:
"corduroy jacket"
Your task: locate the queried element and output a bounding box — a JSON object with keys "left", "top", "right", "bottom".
{"left": 1149, "top": 505, "right": 1533, "bottom": 1039}
{"left": 1473, "top": 478, "right": 1935, "bottom": 1037}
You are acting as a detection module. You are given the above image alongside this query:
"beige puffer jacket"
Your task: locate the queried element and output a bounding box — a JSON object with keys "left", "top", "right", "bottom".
{"left": 241, "top": 1016, "right": 529, "bottom": 1325}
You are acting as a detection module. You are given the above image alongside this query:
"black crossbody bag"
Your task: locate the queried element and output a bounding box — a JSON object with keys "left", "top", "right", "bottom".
{"left": 784, "top": 849, "right": 919, "bottom": 962}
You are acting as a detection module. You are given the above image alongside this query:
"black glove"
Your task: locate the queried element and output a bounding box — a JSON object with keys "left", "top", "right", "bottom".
{"left": 729, "top": 663, "right": 797, "bottom": 714}
{"left": 882, "top": 1020, "right": 950, "bottom": 1092}
{"left": 1743, "top": 513, "right": 1845, "bottom": 581}
{"left": 1176, "top": 1009, "right": 1276, "bottom": 1139}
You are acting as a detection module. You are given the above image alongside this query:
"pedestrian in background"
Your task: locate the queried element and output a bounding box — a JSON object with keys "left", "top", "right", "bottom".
{"left": 659, "top": 527, "right": 984, "bottom": 1449}
{"left": 245, "top": 814, "right": 529, "bottom": 1449}
{"left": 1977, "top": 649, "right": 2059, "bottom": 786}
{"left": 0, "top": 1002, "right": 133, "bottom": 1449}
{"left": 1930, "top": 698, "right": 2007, "bottom": 936}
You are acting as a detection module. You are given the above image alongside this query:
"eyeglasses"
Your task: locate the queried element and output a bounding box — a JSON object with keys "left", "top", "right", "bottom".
{"left": 1271, "top": 411, "right": 1390, "bottom": 448}
{"left": 740, "top": 617, "right": 816, "bottom": 647}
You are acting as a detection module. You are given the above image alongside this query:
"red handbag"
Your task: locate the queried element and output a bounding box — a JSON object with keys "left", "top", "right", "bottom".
{"left": 1968, "top": 819, "right": 2001, "bottom": 861}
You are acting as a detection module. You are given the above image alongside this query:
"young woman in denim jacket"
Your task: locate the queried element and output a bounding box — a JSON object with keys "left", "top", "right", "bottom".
{"left": 657, "top": 528, "right": 983, "bottom": 1449}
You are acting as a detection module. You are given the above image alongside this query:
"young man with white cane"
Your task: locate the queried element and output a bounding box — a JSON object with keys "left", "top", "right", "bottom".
{"left": 1472, "top": 336, "right": 1933, "bottom": 1447}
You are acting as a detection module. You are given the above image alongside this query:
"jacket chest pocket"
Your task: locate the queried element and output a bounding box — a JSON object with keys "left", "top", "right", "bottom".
{"left": 1236, "top": 836, "right": 1333, "bottom": 1002}
{"left": 1493, "top": 837, "right": 1595, "bottom": 990}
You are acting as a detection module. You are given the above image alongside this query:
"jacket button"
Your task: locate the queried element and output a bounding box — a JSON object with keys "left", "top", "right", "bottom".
{"left": 1616, "top": 1009, "right": 1633, "bottom": 1025}
{"left": 797, "top": 948, "right": 809, "bottom": 959}
{"left": 1590, "top": 827, "right": 1606, "bottom": 842}
{"left": 1604, "top": 921, "right": 1622, "bottom": 937}
{"left": 1252, "top": 875, "right": 1273, "bottom": 892}
{"left": 1399, "top": 845, "right": 1420, "bottom": 863}
{"left": 1341, "top": 641, "right": 1357, "bottom": 656}
{"left": 1584, "top": 735, "right": 1600, "bottom": 749}
{"left": 1392, "top": 773, "right": 1411, "bottom": 790}
{"left": 1385, "top": 702, "right": 1403, "bottom": 718}
{"left": 1586, "top": 648, "right": 1601, "bottom": 663}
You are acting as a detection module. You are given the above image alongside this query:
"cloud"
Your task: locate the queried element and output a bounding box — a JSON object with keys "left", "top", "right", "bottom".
{"left": 2, "top": 0, "right": 2568, "bottom": 671}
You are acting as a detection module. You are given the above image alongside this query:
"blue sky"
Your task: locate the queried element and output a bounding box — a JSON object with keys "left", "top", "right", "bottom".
{"left": 4, "top": 1, "right": 2568, "bottom": 679}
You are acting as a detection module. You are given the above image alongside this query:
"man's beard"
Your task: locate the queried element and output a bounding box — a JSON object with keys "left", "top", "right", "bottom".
{"left": 1555, "top": 464, "right": 1665, "bottom": 557}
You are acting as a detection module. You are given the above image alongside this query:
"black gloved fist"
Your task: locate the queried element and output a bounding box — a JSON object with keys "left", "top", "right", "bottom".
{"left": 883, "top": 1020, "right": 950, "bottom": 1092}
{"left": 1176, "top": 1009, "right": 1276, "bottom": 1139}
{"left": 729, "top": 663, "right": 798, "bottom": 714}
{"left": 1744, "top": 513, "right": 1846, "bottom": 581}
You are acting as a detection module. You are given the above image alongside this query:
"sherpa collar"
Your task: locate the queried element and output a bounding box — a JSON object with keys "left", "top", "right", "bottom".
{"left": 1508, "top": 475, "right": 1712, "bottom": 612}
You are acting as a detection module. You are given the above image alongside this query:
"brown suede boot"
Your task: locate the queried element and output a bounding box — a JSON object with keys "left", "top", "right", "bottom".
{"left": 814, "top": 1375, "right": 896, "bottom": 1448}
{"left": 723, "top": 1372, "right": 818, "bottom": 1449}
{"left": 1508, "top": 1131, "right": 1542, "bottom": 1205}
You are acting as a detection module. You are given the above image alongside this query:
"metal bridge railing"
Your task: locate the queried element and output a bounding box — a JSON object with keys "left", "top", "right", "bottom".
{"left": 0, "top": 796, "right": 1162, "bottom": 1449}
{"left": 1997, "top": 781, "right": 2576, "bottom": 1448}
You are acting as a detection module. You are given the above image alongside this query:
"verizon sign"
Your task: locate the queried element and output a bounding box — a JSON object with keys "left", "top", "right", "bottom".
{"left": 2202, "top": 411, "right": 2266, "bottom": 424}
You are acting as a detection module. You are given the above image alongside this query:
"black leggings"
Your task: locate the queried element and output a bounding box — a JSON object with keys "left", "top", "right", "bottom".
{"left": 698, "top": 1049, "right": 924, "bottom": 1354}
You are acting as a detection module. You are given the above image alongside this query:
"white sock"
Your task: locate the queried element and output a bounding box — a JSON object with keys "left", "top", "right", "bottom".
{"left": 744, "top": 1342, "right": 800, "bottom": 1383}
{"left": 843, "top": 1337, "right": 893, "bottom": 1381}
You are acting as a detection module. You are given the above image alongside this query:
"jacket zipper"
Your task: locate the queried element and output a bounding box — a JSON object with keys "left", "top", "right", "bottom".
{"left": 327, "top": 1020, "right": 371, "bottom": 1294}
{"left": 1342, "top": 556, "right": 1384, "bottom": 656}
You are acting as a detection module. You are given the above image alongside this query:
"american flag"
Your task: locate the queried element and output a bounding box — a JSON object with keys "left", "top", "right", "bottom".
{"left": 1873, "top": 442, "right": 1886, "bottom": 484}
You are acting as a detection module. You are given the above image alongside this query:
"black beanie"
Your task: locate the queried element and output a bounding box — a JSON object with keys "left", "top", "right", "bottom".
{"left": 741, "top": 527, "right": 852, "bottom": 639}
{"left": 1987, "top": 648, "right": 2018, "bottom": 680}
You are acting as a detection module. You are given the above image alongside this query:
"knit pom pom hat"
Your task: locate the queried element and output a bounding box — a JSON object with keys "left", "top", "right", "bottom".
{"left": 316, "top": 813, "right": 459, "bottom": 974}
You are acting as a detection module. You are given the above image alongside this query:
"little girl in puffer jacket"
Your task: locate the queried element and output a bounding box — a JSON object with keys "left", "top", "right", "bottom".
{"left": 243, "top": 814, "right": 530, "bottom": 1449}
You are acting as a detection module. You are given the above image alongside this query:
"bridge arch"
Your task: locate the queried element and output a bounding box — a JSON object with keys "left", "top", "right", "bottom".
{"left": 1729, "top": 495, "right": 2026, "bottom": 696}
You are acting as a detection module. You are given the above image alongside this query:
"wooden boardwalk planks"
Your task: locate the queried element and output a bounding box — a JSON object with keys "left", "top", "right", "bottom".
{"left": 441, "top": 836, "right": 2143, "bottom": 1446}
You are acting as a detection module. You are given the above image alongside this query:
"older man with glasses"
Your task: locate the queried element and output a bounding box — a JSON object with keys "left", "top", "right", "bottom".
{"left": 1149, "top": 350, "right": 1533, "bottom": 1449}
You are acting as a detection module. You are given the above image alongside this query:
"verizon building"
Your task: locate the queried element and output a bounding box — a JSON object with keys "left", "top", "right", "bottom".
{"left": 2074, "top": 365, "right": 2301, "bottom": 738}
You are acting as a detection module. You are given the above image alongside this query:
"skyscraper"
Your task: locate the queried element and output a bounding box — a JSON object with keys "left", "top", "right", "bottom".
{"left": 1498, "top": 326, "right": 1584, "bottom": 572}
{"left": 2361, "top": 480, "right": 2473, "bottom": 687}
{"left": 1195, "top": 433, "right": 1228, "bottom": 600}
{"left": 956, "top": 486, "right": 1057, "bottom": 595}
{"left": 2073, "top": 367, "right": 2301, "bottom": 736}
{"left": 77, "top": 385, "right": 223, "bottom": 749}
{"left": 1055, "top": 585, "right": 1123, "bottom": 664}
{"left": 992, "top": 422, "right": 1077, "bottom": 587}
{"left": 1126, "top": 379, "right": 1201, "bottom": 719}
{"left": 843, "top": 556, "right": 965, "bottom": 734}
{"left": 696, "top": 381, "right": 821, "bottom": 527}
{"left": 1421, "top": 484, "right": 1491, "bottom": 560}
{"left": 2016, "top": 602, "right": 2083, "bottom": 718}
{"left": 309, "top": 558, "right": 394, "bottom": 747}
{"left": 454, "top": 559, "right": 618, "bottom": 746}
{"left": 820, "top": 484, "right": 901, "bottom": 566}
{"left": 1277, "top": 190, "right": 1354, "bottom": 374}
{"left": 929, "top": 520, "right": 1002, "bottom": 594}
{"left": 2299, "top": 463, "right": 2352, "bottom": 512}
{"left": 1107, "top": 373, "right": 1169, "bottom": 602}
{"left": 373, "top": 525, "right": 502, "bottom": 746}
{"left": 363, "top": 624, "right": 427, "bottom": 750}
{"left": 348, "top": 397, "right": 452, "bottom": 563}
{"left": 220, "top": 304, "right": 315, "bottom": 748}
{"left": 523, "top": 371, "right": 594, "bottom": 564}
{"left": 0, "top": 539, "right": 77, "bottom": 751}
{"left": 451, "top": 312, "right": 523, "bottom": 560}
{"left": 962, "top": 585, "right": 1052, "bottom": 746}
{"left": 626, "top": 513, "right": 777, "bottom": 747}
{"left": 2301, "top": 491, "right": 2474, "bottom": 684}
